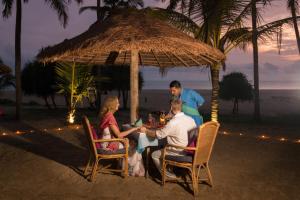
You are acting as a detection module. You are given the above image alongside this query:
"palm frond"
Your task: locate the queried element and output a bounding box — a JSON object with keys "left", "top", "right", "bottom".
{"left": 79, "top": 6, "right": 98, "bottom": 14}
{"left": 44, "top": 0, "right": 69, "bottom": 28}
{"left": 2, "top": 0, "right": 14, "bottom": 18}
{"left": 147, "top": 8, "right": 200, "bottom": 36}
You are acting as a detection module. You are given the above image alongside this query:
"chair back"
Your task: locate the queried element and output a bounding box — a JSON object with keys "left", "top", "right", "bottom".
{"left": 82, "top": 116, "right": 98, "bottom": 157}
{"left": 193, "top": 121, "right": 220, "bottom": 165}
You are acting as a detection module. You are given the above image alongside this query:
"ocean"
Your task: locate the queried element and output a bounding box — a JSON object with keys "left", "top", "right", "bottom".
{"left": 143, "top": 80, "right": 300, "bottom": 90}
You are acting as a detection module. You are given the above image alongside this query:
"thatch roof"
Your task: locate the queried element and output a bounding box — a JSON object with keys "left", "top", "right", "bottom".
{"left": 0, "top": 63, "right": 11, "bottom": 75}
{"left": 37, "top": 8, "right": 225, "bottom": 67}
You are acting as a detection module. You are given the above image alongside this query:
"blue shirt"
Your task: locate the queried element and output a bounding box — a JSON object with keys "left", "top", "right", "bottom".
{"left": 180, "top": 88, "right": 205, "bottom": 126}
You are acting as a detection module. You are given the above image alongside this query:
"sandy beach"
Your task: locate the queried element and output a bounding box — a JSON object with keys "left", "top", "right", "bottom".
{"left": 0, "top": 89, "right": 300, "bottom": 199}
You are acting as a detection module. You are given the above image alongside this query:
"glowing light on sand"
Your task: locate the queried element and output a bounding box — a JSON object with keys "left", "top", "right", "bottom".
{"left": 15, "top": 130, "right": 25, "bottom": 135}
{"left": 295, "top": 139, "right": 300, "bottom": 144}
{"left": 30, "top": 130, "right": 35, "bottom": 133}
{"left": 222, "top": 131, "right": 229, "bottom": 135}
{"left": 57, "top": 128, "right": 62, "bottom": 131}
{"left": 2, "top": 132, "right": 7, "bottom": 136}
{"left": 259, "top": 135, "right": 270, "bottom": 139}
{"left": 43, "top": 129, "right": 47, "bottom": 131}
{"left": 76, "top": 126, "right": 80, "bottom": 130}
{"left": 279, "top": 137, "right": 287, "bottom": 142}
{"left": 239, "top": 133, "right": 243, "bottom": 136}
{"left": 68, "top": 113, "right": 75, "bottom": 124}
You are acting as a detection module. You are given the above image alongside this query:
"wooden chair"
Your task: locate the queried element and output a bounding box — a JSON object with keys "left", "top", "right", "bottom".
{"left": 82, "top": 116, "right": 129, "bottom": 181}
{"left": 161, "top": 121, "right": 220, "bottom": 196}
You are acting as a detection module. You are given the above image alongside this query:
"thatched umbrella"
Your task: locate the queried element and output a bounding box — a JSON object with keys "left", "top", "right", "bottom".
{"left": 37, "top": 8, "right": 225, "bottom": 123}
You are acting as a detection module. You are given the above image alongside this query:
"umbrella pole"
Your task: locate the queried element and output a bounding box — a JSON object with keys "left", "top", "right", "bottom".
{"left": 130, "top": 50, "right": 139, "bottom": 123}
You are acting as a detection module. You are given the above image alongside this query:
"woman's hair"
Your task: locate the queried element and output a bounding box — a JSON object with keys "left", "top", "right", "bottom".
{"left": 98, "top": 96, "right": 119, "bottom": 120}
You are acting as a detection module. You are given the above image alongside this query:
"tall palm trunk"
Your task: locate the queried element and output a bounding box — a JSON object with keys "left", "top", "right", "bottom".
{"left": 290, "top": 2, "right": 300, "bottom": 54}
{"left": 210, "top": 65, "right": 220, "bottom": 122}
{"left": 251, "top": 1, "right": 261, "bottom": 122}
{"left": 97, "top": 0, "right": 101, "bottom": 21}
{"left": 15, "top": 0, "right": 22, "bottom": 120}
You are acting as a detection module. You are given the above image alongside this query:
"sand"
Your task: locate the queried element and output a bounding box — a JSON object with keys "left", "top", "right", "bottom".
{"left": 0, "top": 90, "right": 300, "bottom": 199}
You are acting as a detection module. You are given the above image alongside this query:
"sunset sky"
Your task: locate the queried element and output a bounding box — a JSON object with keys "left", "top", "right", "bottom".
{"left": 0, "top": 0, "right": 300, "bottom": 89}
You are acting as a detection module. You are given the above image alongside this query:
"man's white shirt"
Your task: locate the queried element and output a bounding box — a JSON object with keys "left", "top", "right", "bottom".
{"left": 156, "top": 112, "right": 196, "bottom": 151}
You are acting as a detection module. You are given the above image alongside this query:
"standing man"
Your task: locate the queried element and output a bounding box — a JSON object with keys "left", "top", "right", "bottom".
{"left": 169, "top": 80, "right": 204, "bottom": 126}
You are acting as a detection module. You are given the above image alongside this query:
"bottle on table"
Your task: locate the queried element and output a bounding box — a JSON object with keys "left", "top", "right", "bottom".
{"left": 159, "top": 112, "right": 166, "bottom": 125}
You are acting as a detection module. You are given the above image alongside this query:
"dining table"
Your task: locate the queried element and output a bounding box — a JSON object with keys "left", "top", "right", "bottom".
{"left": 122, "top": 120, "right": 167, "bottom": 178}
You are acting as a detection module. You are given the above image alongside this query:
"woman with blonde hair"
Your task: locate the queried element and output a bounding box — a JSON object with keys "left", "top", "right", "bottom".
{"left": 97, "top": 96, "right": 139, "bottom": 150}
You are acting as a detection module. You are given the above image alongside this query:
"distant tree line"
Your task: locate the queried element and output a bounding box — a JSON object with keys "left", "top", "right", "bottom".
{"left": 21, "top": 61, "right": 144, "bottom": 110}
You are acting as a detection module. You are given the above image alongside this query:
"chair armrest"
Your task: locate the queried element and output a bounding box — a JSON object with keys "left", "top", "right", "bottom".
{"left": 93, "top": 138, "right": 129, "bottom": 151}
{"left": 162, "top": 144, "right": 196, "bottom": 160}
{"left": 165, "top": 144, "right": 196, "bottom": 151}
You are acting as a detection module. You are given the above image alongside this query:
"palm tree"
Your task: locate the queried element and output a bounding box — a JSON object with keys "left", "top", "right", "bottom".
{"left": 55, "top": 62, "right": 95, "bottom": 123}
{"left": 79, "top": 0, "right": 144, "bottom": 21}
{"left": 1, "top": 0, "right": 83, "bottom": 120}
{"left": 288, "top": 0, "right": 300, "bottom": 54}
{"left": 158, "top": 0, "right": 300, "bottom": 121}
{"left": 251, "top": 0, "right": 261, "bottom": 121}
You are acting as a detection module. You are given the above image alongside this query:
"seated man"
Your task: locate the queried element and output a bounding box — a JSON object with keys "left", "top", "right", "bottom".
{"left": 140, "top": 99, "right": 196, "bottom": 178}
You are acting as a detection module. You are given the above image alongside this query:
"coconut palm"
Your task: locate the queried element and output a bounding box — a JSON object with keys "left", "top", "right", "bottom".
{"left": 55, "top": 62, "right": 95, "bottom": 123}
{"left": 158, "top": 0, "right": 300, "bottom": 121}
{"left": 288, "top": 0, "right": 300, "bottom": 54}
{"left": 79, "top": 0, "right": 144, "bottom": 21}
{"left": 1, "top": 0, "right": 83, "bottom": 120}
